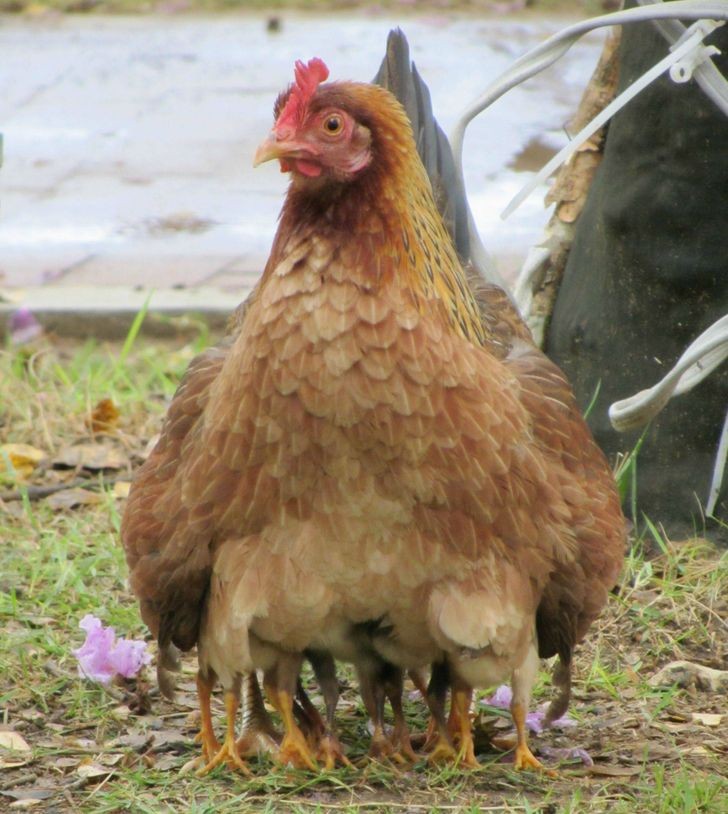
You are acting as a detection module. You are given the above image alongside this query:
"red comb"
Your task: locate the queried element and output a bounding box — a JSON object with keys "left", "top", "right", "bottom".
{"left": 276, "top": 57, "right": 330, "bottom": 131}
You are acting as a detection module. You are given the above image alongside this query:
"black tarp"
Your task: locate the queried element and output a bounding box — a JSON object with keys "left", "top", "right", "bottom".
{"left": 546, "top": 5, "right": 728, "bottom": 542}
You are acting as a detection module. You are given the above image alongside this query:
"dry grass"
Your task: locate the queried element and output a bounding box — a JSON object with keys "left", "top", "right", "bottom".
{"left": 0, "top": 334, "right": 726, "bottom": 813}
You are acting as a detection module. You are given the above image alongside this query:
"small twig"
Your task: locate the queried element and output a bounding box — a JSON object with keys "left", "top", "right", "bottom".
{"left": 0, "top": 772, "right": 37, "bottom": 791}
{"left": 0, "top": 475, "right": 126, "bottom": 503}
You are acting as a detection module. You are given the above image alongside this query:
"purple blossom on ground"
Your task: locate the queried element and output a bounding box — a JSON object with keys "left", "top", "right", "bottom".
{"left": 73, "top": 614, "right": 150, "bottom": 684}
{"left": 481, "top": 683, "right": 577, "bottom": 733}
{"left": 9, "top": 307, "right": 43, "bottom": 345}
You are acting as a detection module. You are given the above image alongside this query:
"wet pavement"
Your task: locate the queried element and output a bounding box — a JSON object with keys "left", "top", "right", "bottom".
{"left": 0, "top": 12, "right": 604, "bottom": 315}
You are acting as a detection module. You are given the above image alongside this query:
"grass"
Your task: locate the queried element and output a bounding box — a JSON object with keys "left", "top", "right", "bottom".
{"left": 0, "top": 333, "right": 726, "bottom": 813}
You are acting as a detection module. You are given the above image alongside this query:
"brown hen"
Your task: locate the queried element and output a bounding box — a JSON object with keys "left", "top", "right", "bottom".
{"left": 122, "top": 51, "right": 625, "bottom": 773}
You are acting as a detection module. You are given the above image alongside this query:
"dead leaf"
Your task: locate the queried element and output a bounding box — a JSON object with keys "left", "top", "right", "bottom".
{"left": 0, "top": 444, "right": 47, "bottom": 481}
{"left": 87, "top": 398, "right": 120, "bottom": 433}
{"left": 692, "top": 712, "right": 722, "bottom": 727}
{"left": 0, "top": 731, "right": 31, "bottom": 753}
{"left": 53, "top": 444, "right": 128, "bottom": 472}
{"left": 587, "top": 764, "right": 641, "bottom": 777}
{"left": 0, "top": 755, "right": 30, "bottom": 770}
{"left": 1, "top": 789, "right": 54, "bottom": 802}
{"left": 112, "top": 481, "right": 131, "bottom": 499}
{"left": 649, "top": 661, "right": 728, "bottom": 693}
{"left": 45, "top": 488, "right": 103, "bottom": 511}
{"left": 9, "top": 800, "right": 45, "bottom": 810}
{"left": 76, "top": 761, "right": 113, "bottom": 781}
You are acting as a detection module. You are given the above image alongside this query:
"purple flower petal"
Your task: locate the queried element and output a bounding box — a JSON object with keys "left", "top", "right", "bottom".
{"left": 9, "top": 307, "right": 43, "bottom": 346}
{"left": 73, "top": 614, "right": 149, "bottom": 684}
{"left": 482, "top": 684, "right": 512, "bottom": 709}
{"left": 108, "top": 637, "right": 151, "bottom": 678}
{"left": 526, "top": 709, "right": 545, "bottom": 733}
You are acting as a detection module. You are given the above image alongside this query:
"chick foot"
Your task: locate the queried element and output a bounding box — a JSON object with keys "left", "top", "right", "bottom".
{"left": 317, "top": 732, "right": 352, "bottom": 770}
{"left": 427, "top": 735, "right": 458, "bottom": 766}
{"left": 196, "top": 690, "right": 251, "bottom": 776}
{"left": 277, "top": 725, "right": 319, "bottom": 771}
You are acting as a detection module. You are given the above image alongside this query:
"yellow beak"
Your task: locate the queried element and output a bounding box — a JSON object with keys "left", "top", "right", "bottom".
{"left": 253, "top": 132, "right": 319, "bottom": 167}
{"left": 253, "top": 133, "right": 287, "bottom": 167}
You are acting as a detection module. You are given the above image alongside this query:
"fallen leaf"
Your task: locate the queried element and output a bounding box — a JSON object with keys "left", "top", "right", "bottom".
{"left": 0, "top": 444, "right": 46, "bottom": 481}
{"left": 53, "top": 444, "right": 128, "bottom": 472}
{"left": 45, "top": 488, "right": 102, "bottom": 511}
{"left": 587, "top": 764, "right": 641, "bottom": 777}
{"left": 0, "top": 756, "right": 30, "bottom": 770}
{"left": 9, "top": 800, "right": 45, "bottom": 810}
{"left": 649, "top": 661, "right": 728, "bottom": 693}
{"left": 692, "top": 712, "right": 722, "bottom": 727}
{"left": 1, "top": 789, "right": 54, "bottom": 802}
{"left": 87, "top": 399, "right": 120, "bottom": 433}
{"left": 0, "top": 731, "right": 31, "bottom": 753}
{"left": 76, "top": 761, "right": 112, "bottom": 780}
{"left": 112, "top": 481, "right": 131, "bottom": 499}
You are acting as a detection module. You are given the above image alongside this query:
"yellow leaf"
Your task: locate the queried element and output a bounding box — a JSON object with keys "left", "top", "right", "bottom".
{"left": 87, "top": 398, "right": 120, "bottom": 433}
{"left": 0, "top": 444, "right": 46, "bottom": 481}
{"left": 112, "top": 481, "right": 131, "bottom": 499}
{"left": 692, "top": 712, "right": 723, "bottom": 727}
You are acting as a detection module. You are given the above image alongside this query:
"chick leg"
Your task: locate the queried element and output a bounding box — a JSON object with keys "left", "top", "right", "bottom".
{"left": 197, "top": 675, "right": 251, "bottom": 776}
{"left": 382, "top": 664, "right": 417, "bottom": 763}
{"left": 424, "top": 660, "right": 458, "bottom": 764}
{"left": 357, "top": 661, "right": 394, "bottom": 762}
{"left": 294, "top": 676, "right": 326, "bottom": 747}
{"left": 264, "top": 654, "right": 318, "bottom": 771}
{"left": 450, "top": 679, "right": 478, "bottom": 768}
{"left": 308, "top": 650, "right": 351, "bottom": 769}
{"left": 195, "top": 669, "right": 220, "bottom": 762}
{"left": 511, "top": 643, "right": 553, "bottom": 774}
{"left": 236, "top": 671, "right": 280, "bottom": 759}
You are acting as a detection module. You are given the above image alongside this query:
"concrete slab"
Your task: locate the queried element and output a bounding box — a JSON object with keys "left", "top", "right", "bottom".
{"left": 0, "top": 285, "right": 247, "bottom": 339}
{"left": 0, "top": 12, "right": 605, "bottom": 335}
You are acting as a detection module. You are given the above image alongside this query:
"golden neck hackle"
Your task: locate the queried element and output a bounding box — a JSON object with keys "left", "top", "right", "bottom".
{"left": 265, "top": 82, "right": 487, "bottom": 347}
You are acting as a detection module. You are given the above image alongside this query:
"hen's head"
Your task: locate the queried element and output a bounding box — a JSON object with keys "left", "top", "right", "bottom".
{"left": 255, "top": 58, "right": 402, "bottom": 186}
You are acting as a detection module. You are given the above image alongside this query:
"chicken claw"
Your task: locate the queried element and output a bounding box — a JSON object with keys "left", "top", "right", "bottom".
{"left": 317, "top": 732, "right": 352, "bottom": 770}
{"left": 196, "top": 690, "right": 251, "bottom": 776}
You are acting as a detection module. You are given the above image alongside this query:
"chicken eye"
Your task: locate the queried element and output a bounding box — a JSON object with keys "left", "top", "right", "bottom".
{"left": 323, "top": 115, "right": 343, "bottom": 135}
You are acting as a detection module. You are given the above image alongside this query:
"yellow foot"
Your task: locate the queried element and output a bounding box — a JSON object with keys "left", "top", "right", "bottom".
{"left": 196, "top": 736, "right": 251, "bottom": 777}
{"left": 277, "top": 729, "right": 318, "bottom": 771}
{"left": 514, "top": 743, "right": 556, "bottom": 777}
{"left": 366, "top": 731, "right": 411, "bottom": 767}
{"left": 194, "top": 728, "right": 220, "bottom": 764}
{"left": 456, "top": 736, "right": 479, "bottom": 769}
{"left": 427, "top": 736, "right": 458, "bottom": 765}
{"left": 318, "top": 733, "right": 352, "bottom": 771}
{"left": 391, "top": 731, "right": 418, "bottom": 764}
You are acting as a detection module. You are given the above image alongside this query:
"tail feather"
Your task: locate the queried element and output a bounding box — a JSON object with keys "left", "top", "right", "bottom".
{"left": 544, "top": 654, "right": 572, "bottom": 726}
{"left": 156, "top": 642, "right": 181, "bottom": 700}
{"left": 373, "top": 28, "right": 471, "bottom": 263}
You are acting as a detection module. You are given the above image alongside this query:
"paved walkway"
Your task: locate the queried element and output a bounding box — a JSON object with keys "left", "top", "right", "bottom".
{"left": 0, "top": 12, "right": 602, "bottom": 332}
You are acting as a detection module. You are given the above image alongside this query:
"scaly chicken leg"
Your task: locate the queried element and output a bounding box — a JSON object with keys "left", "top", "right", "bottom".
{"left": 195, "top": 669, "right": 220, "bottom": 763}
{"left": 264, "top": 654, "right": 318, "bottom": 771}
{"left": 306, "top": 650, "right": 352, "bottom": 769}
{"left": 196, "top": 672, "right": 251, "bottom": 776}
{"left": 424, "top": 660, "right": 458, "bottom": 764}
{"left": 510, "top": 644, "right": 554, "bottom": 774}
